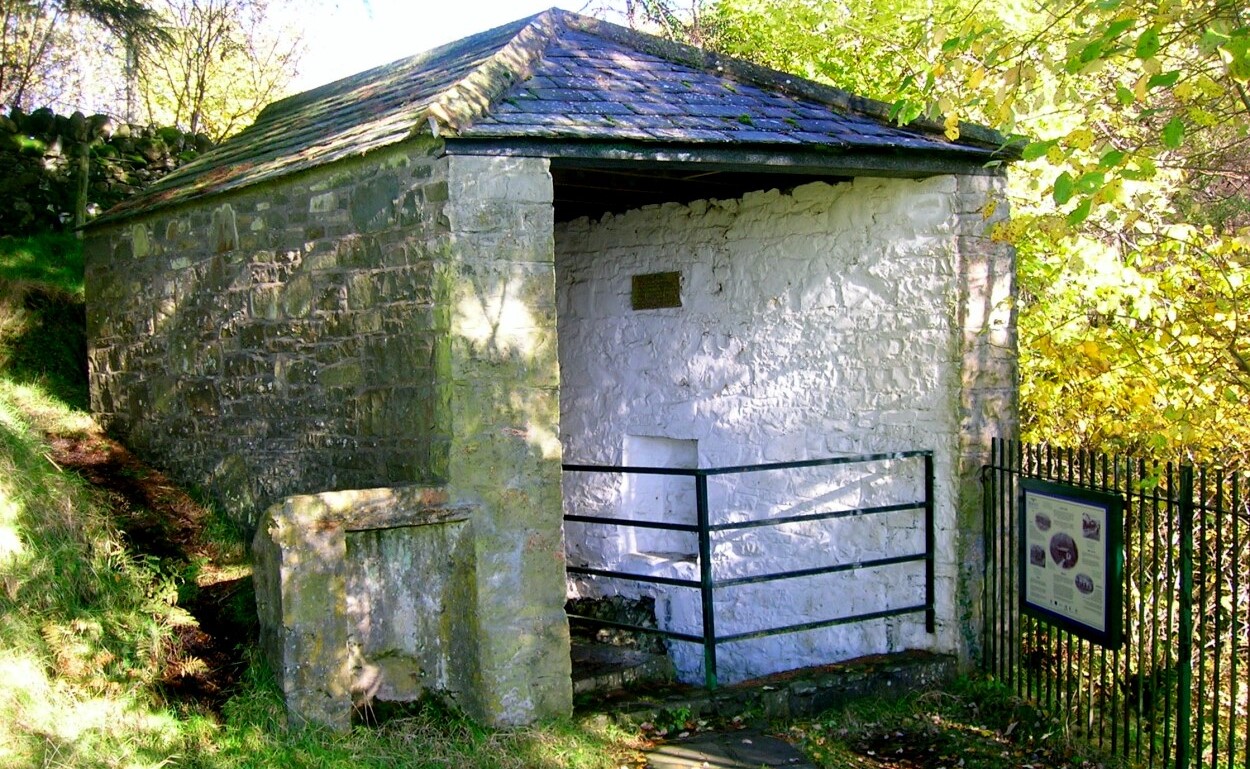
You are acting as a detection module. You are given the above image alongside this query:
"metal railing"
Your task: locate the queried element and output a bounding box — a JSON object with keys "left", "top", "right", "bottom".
{"left": 563, "top": 450, "right": 936, "bottom": 689}
{"left": 983, "top": 438, "right": 1250, "bottom": 769}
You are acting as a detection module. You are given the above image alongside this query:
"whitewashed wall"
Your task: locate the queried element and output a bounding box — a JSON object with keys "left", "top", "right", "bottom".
{"left": 555, "top": 175, "right": 1012, "bottom": 683}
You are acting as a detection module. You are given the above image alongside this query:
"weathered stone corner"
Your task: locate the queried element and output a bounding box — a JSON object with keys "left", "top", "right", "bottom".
{"left": 253, "top": 484, "right": 475, "bottom": 731}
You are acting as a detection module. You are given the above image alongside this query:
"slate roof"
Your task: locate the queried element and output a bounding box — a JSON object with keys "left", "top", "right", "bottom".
{"left": 97, "top": 8, "right": 1013, "bottom": 223}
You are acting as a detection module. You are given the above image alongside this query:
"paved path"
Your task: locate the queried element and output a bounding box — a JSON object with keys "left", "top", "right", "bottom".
{"left": 643, "top": 729, "right": 816, "bottom": 768}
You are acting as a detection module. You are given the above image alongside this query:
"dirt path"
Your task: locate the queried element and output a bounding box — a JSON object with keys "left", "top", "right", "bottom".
{"left": 48, "top": 430, "right": 253, "bottom": 713}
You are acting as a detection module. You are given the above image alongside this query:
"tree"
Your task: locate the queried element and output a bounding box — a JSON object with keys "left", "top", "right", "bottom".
{"left": 0, "top": 0, "right": 166, "bottom": 110}
{"left": 669, "top": 0, "right": 1250, "bottom": 465}
{"left": 621, "top": 0, "right": 712, "bottom": 46}
{"left": 134, "top": 0, "right": 300, "bottom": 140}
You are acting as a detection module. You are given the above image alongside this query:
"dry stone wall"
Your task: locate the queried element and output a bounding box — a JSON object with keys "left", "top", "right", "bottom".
{"left": 85, "top": 140, "right": 452, "bottom": 526}
{"left": 1, "top": 107, "right": 212, "bottom": 235}
{"left": 555, "top": 174, "right": 1016, "bottom": 683}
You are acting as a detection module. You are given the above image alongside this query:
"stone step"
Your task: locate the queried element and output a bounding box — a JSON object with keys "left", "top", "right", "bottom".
{"left": 578, "top": 649, "right": 957, "bottom": 725}
{"left": 571, "top": 642, "right": 675, "bottom": 695}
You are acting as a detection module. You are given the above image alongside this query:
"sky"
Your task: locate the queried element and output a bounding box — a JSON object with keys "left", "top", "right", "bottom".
{"left": 287, "top": 0, "right": 624, "bottom": 93}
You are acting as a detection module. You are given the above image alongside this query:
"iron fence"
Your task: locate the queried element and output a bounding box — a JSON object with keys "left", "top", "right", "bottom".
{"left": 563, "top": 450, "right": 935, "bottom": 689}
{"left": 983, "top": 438, "right": 1249, "bottom": 769}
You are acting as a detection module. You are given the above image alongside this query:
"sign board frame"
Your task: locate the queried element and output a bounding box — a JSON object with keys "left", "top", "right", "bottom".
{"left": 1019, "top": 478, "right": 1124, "bottom": 649}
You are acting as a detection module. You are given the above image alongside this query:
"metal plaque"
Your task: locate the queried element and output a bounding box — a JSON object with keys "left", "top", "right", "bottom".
{"left": 631, "top": 271, "right": 682, "bottom": 310}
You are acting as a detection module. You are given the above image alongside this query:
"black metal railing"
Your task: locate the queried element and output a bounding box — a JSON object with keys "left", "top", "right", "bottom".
{"left": 983, "top": 438, "right": 1250, "bottom": 769}
{"left": 563, "top": 450, "right": 936, "bottom": 689}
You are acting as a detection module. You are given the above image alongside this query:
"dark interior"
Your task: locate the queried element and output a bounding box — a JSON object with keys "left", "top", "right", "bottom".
{"left": 551, "top": 165, "right": 851, "bottom": 222}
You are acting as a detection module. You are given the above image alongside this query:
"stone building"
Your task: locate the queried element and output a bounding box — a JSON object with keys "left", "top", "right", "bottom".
{"left": 83, "top": 9, "right": 1018, "bottom": 730}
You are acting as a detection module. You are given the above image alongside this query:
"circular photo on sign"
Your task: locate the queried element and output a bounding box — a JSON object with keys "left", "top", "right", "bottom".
{"left": 1075, "top": 573, "right": 1095, "bottom": 594}
{"left": 1082, "top": 512, "right": 1101, "bottom": 541}
{"left": 1049, "top": 532, "right": 1079, "bottom": 570}
{"left": 1029, "top": 544, "right": 1047, "bottom": 567}
{"left": 1034, "top": 513, "right": 1052, "bottom": 532}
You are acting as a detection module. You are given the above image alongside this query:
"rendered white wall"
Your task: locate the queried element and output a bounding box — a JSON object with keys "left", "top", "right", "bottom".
{"left": 556, "top": 175, "right": 1011, "bottom": 683}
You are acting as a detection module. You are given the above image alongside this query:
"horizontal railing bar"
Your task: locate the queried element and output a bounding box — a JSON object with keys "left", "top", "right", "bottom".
{"left": 714, "top": 553, "right": 926, "bottom": 588}
{"left": 699, "top": 451, "right": 932, "bottom": 476}
{"left": 566, "top": 565, "right": 701, "bottom": 589}
{"left": 717, "top": 605, "right": 928, "bottom": 643}
{"left": 562, "top": 463, "right": 698, "bottom": 476}
{"left": 562, "top": 450, "right": 932, "bottom": 479}
{"left": 567, "top": 614, "right": 705, "bottom": 644}
{"left": 709, "top": 501, "right": 923, "bottom": 532}
{"left": 564, "top": 513, "right": 700, "bottom": 533}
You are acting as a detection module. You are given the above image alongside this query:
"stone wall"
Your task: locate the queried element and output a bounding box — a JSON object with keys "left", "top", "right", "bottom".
{"left": 85, "top": 140, "right": 452, "bottom": 526}
{"left": 1, "top": 107, "right": 212, "bottom": 235}
{"left": 554, "top": 175, "right": 1016, "bottom": 682}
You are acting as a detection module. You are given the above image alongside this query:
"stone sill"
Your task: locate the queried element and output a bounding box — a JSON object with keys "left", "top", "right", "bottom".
{"left": 271, "top": 484, "right": 475, "bottom": 532}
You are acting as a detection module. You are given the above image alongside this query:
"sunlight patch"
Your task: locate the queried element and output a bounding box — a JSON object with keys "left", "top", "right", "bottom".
{"left": 0, "top": 506, "right": 22, "bottom": 564}
{"left": 456, "top": 288, "right": 539, "bottom": 357}
{"left": 0, "top": 380, "right": 95, "bottom": 437}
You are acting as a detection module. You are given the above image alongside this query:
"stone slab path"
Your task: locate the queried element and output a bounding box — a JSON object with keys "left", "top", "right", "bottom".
{"left": 643, "top": 730, "right": 815, "bottom": 769}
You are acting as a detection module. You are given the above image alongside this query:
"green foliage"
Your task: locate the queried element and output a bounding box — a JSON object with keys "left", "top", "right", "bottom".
{"left": 1, "top": 0, "right": 169, "bottom": 110}
{"left": 135, "top": 0, "right": 302, "bottom": 141}
{"left": 702, "top": 0, "right": 1250, "bottom": 465}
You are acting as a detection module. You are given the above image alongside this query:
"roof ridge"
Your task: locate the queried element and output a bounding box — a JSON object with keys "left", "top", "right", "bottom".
{"left": 425, "top": 8, "right": 565, "bottom": 137}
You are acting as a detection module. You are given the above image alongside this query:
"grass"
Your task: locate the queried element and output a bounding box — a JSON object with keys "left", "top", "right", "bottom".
{"left": 790, "top": 676, "right": 1128, "bottom": 769}
{"left": 0, "top": 233, "right": 84, "bottom": 295}
{"left": 0, "top": 378, "right": 202, "bottom": 768}
{"left": 0, "top": 233, "right": 88, "bottom": 409}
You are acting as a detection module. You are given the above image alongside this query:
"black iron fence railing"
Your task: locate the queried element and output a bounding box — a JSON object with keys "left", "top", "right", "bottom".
{"left": 983, "top": 438, "right": 1250, "bottom": 769}
{"left": 563, "top": 450, "right": 936, "bottom": 689}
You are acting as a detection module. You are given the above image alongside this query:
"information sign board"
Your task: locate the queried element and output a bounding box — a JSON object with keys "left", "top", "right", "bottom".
{"left": 1019, "top": 478, "right": 1124, "bottom": 648}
